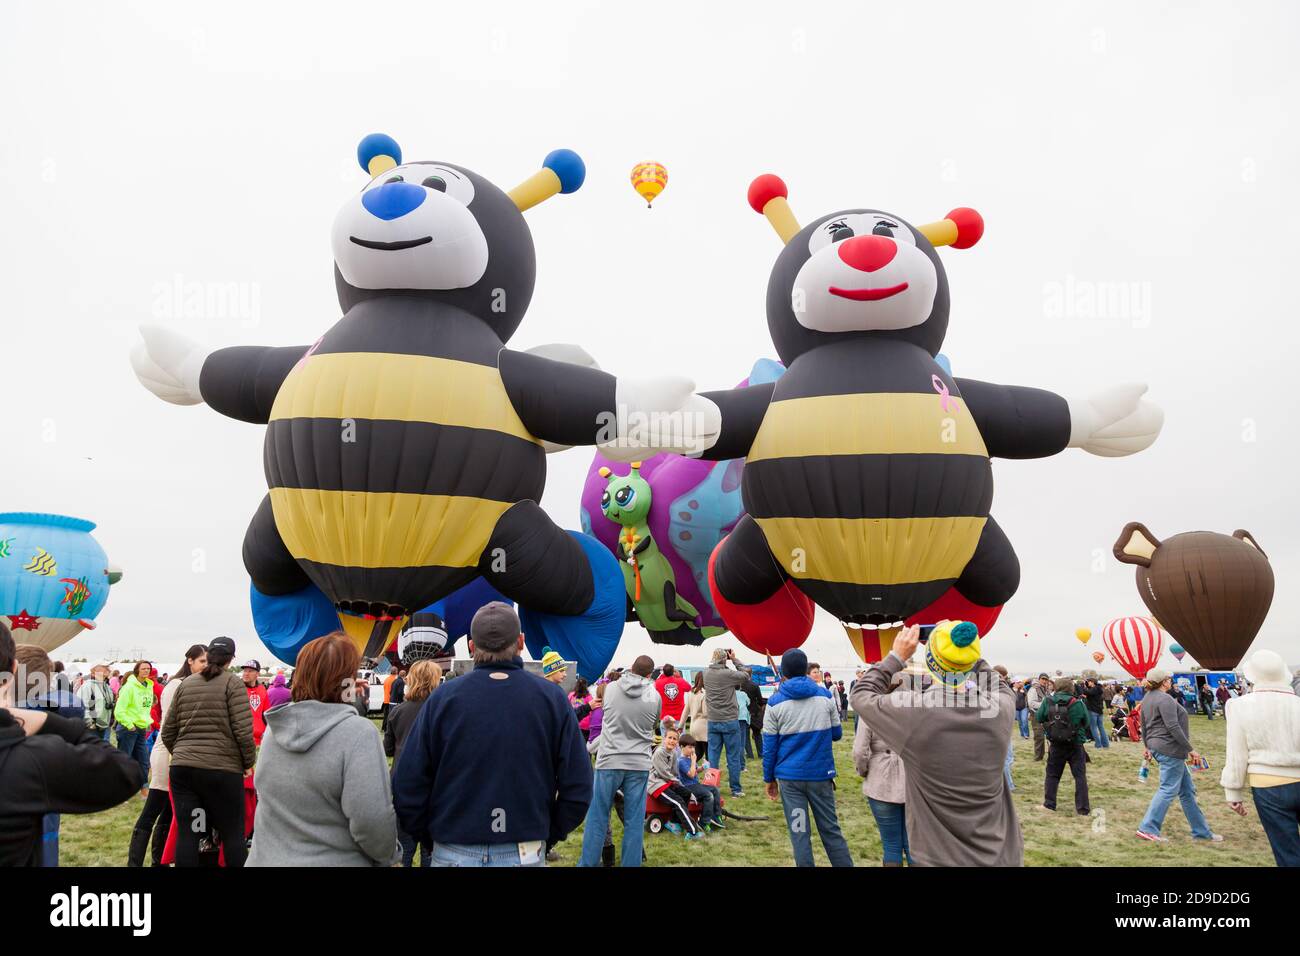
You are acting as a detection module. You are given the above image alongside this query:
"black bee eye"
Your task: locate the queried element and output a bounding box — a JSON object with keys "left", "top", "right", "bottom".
{"left": 872, "top": 222, "right": 896, "bottom": 237}
{"left": 422, "top": 176, "right": 447, "bottom": 192}
{"left": 831, "top": 225, "right": 854, "bottom": 241}
{"left": 385, "top": 175, "right": 404, "bottom": 184}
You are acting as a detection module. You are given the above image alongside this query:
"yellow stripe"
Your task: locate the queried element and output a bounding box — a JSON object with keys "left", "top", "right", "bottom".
{"left": 749, "top": 392, "right": 988, "bottom": 461}
{"left": 338, "top": 612, "right": 409, "bottom": 656}
{"left": 269, "top": 352, "right": 538, "bottom": 443}
{"left": 755, "top": 515, "right": 986, "bottom": 585}
{"left": 270, "top": 488, "right": 511, "bottom": 569}
{"left": 843, "top": 624, "right": 900, "bottom": 663}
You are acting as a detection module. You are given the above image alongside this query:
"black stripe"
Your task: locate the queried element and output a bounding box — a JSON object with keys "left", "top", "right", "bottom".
{"left": 264, "top": 418, "right": 545, "bottom": 502}
{"left": 299, "top": 560, "right": 481, "bottom": 619}
{"left": 794, "top": 578, "right": 956, "bottom": 625}
{"left": 742, "top": 453, "right": 992, "bottom": 520}
{"left": 315, "top": 296, "right": 505, "bottom": 366}
{"left": 772, "top": 337, "right": 956, "bottom": 401}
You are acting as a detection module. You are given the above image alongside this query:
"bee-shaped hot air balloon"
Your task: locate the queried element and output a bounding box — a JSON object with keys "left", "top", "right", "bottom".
{"left": 700, "top": 173, "right": 1165, "bottom": 661}
{"left": 631, "top": 161, "right": 667, "bottom": 207}
{"left": 130, "top": 135, "right": 717, "bottom": 676}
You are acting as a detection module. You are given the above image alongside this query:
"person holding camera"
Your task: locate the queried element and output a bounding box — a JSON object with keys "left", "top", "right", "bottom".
{"left": 703, "top": 647, "right": 752, "bottom": 798}
{"left": 850, "top": 622, "right": 1022, "bottom": 866}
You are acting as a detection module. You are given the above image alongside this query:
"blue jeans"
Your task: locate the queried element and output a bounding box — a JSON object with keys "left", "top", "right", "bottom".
{"left": 867, "top": 797, "right": 910, "bottom": 864}
{"left": 429, "top": 842, "right": 546, "bottom": 867}
{"left": 1004, "top": 742, "right": 1016, "bottom": 792}
{"left": 1088, "top": 711, "right": 1110, "bottom": 748}
{"left": 578, "top": 768, "right": 648, "bottom": 867}
{"left": 1016, "top": 708, "right": 1029, "bottom": 738}
{"left": 91, "top": 726, "right": 111, "bottom": 743}
{"left": 1252, "top": 781, "right": 1300, "bottom": 867}
{"left": 1139, "top": 752, "right": 1212, "bottom": 838}
{"left": 779, "top": 779, "right": 853, "bottom": 867}
{"left": 708, "top": 720, "right": 745, "bottom": 795}
{"left": 115, "top": 725, "right": 150, "bottom": 783}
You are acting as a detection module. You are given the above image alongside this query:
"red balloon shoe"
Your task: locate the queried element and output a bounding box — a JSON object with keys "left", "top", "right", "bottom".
{"left": 708, "top": 538, "right": 814, "bottom": 656}
{"left": 905, "top": 587, "right": 1003, "bottom": 637}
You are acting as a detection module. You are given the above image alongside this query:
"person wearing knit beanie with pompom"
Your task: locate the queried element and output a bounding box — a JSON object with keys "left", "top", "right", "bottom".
{"left": 850, "top": 621, "right": 1023, "bottom": 866}
{"left": 540, "top": 647, "right": 567, "bottom": 685}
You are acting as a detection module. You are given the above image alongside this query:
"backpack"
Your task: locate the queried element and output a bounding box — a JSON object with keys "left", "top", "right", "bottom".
{"left": 1044, "top": 696, "right": 1079, "bottom": 745}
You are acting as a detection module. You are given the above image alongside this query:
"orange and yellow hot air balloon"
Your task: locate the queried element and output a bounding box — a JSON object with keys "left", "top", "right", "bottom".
{"left": 1092, "top": 651, "right": 1105, "bottom": 664}
{"left": 631, "top": 161, "right": 667, "bottom": 207}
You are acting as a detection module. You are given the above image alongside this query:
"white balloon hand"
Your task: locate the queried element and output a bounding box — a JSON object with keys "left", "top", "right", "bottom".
{"left": 130, "top": 323, "right": 209, "bottom": 406}
{"left": 600, "top": 376, "right": 721, "bottom": 462}
{"left": 1068, "top": 383, "right": 1164, "bottom": 457}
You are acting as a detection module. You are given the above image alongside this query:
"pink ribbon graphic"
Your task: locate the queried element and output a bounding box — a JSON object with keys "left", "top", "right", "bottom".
{"left": 932, "top": 374, "right": 957, "bottom": 413}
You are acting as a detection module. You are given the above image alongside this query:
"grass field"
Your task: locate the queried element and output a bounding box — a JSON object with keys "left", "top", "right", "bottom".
{"left": 60, "top": 713, "right": 1276, "bottom": 867}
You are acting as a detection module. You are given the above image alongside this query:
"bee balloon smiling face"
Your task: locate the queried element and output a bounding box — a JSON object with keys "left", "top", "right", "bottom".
{"left": 791, "top": 211, "right": 942, "bottom": 338}
{"left": 749, "top": 175, "right": 983, "bottom": 363}
{"left": 331, "top": 160, "right": 491, "bottom": 293}
{"left": 329, "top": 134, "right": 585, "bottom": 343}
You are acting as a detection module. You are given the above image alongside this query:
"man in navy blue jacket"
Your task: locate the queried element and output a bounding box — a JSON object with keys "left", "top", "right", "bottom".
{"left": 392, "top": 602, "right": 592, "bottom": 867}
{"left": 762, "top": 648, "right": 853, "bottom": 867}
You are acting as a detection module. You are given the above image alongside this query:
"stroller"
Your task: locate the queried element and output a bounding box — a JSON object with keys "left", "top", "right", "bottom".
{"left": 1114, "top": 703, "right": 1142, "bottom": 743}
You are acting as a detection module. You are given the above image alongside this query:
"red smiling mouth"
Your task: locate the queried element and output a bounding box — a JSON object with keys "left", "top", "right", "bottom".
{"left": 829, "top": 282, "right": 909, "bottom": 301}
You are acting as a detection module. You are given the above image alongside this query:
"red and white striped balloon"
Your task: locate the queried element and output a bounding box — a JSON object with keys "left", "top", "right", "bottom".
{"left": 1102, "top": 616, "right": 1164, "bottom": 680}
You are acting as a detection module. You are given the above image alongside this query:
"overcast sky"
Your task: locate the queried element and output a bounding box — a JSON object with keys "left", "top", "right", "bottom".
{"left": 2, "top": 1, "right": 1296, "bottom": 675}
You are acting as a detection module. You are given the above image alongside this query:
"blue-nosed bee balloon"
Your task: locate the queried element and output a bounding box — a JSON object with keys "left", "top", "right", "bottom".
{"left": 132, "top": 135, "right": 639, "bottom": 677}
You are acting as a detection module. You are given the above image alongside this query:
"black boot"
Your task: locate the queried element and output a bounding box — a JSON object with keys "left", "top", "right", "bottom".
{"left": 601, "top": 843, "right": 615, "bottom": 867}
{"left": 150, "top": 806, "right": 172, "bottom": 865}
{"left": 127, "top": 824, "right": 151, "bottom": 868}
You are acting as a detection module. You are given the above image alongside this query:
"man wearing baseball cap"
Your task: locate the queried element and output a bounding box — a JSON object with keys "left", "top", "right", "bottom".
{"left": 241, "top": 660, "right": 269, "bottom": 747}
{"left": 1025, "top": 673, "right": 1053, "bottom": 761}
{"left": 393, "top": 602, "right": 592, "bottom": 867}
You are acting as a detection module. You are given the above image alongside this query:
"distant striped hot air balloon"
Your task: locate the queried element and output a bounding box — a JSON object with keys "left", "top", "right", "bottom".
{"left": 631, "top": 161, "right": 667, "bottom": 207}
{"left": 1102, "top": 616, "right": 1164, "bottom": 681}
{"left": 1170, "top": 643, "right": 1186, "bottom": 663}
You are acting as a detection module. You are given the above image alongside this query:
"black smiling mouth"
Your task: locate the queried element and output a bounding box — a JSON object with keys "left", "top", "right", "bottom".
{"left": 349, "top": 235, "right": 433, "bottom": 251}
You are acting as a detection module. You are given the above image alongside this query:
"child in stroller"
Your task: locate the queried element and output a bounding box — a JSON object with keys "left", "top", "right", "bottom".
{"left": 1113, "top": 702, "right": 1142, "bottom": 742}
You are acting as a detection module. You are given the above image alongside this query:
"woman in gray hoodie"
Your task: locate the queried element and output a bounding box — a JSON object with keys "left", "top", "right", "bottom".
{"left": 248, "top": 634, "right": 399, "bottom": 867}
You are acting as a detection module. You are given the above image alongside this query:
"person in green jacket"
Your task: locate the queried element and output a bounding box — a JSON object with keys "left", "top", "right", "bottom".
{"left": 114, "top": 661, "right": 154, "bottom": 792}
{"left": 1035, "top": 676, "right": 1091, "bottom": 815}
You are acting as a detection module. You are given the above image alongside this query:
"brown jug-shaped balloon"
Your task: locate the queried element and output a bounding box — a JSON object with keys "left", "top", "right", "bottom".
{"left": 1113, "top": 523, "right": 1274, "bottom": 670}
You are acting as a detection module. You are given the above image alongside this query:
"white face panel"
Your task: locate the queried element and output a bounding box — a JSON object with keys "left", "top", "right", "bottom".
{"left": 792, "top": 213, "right": 938, "bottom": 333}
{"left": 330, "top": 162, "right": 489, "bottom": 291}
